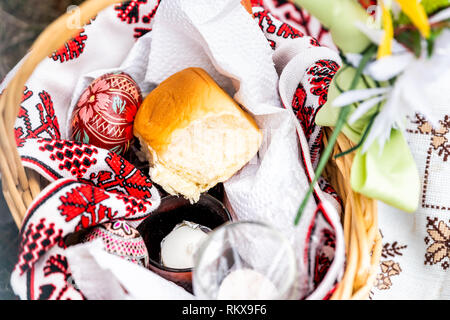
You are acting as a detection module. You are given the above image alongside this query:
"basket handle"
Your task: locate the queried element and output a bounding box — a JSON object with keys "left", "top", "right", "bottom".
{"left": 0, "top": 0, "right": 121, "bottom": 228}
{"left": 0, "top": 0, "right": 253, "bottom": 227}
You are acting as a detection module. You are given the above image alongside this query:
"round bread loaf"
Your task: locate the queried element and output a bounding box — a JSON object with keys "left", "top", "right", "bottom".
{"left": 133, "top": 68, "right": 262, "bottom": 202}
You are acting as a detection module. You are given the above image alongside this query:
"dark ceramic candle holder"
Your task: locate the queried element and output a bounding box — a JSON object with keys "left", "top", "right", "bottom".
{"left": 137, "top": 193, "right": 232, "bottom": 293}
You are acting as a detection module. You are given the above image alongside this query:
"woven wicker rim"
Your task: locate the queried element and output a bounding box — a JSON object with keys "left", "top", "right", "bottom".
{"left": 0, "top": 0, "right": 381, "bottom": 300}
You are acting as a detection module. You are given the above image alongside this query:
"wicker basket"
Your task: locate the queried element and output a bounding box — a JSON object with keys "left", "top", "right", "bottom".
{"left": 0, "top": 0, "right": 381, "bottom": 300}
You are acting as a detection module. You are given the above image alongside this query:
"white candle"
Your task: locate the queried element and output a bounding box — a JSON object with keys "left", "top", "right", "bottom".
{"left": 160, "top": 221, "right": 209, "bottom": 269}
{"left": 217, "top": 268, "right": 280, "bottom": 300}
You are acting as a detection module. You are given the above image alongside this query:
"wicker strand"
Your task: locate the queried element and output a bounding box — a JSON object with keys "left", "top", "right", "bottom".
{"left": 26, "top": 169, "right": 42, "bottom": 199}
{"left": 323, "top": 128, "right": 382, "bottom": 300}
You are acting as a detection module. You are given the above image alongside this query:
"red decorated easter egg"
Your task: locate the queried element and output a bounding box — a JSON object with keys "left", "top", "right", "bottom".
{"left": 70, "top": 72, "right": 142, "bottom": 155}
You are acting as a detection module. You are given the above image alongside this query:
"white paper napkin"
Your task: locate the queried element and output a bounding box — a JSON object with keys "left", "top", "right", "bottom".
{"left": 66, "top": 240, "right": 195, "bottom": 300}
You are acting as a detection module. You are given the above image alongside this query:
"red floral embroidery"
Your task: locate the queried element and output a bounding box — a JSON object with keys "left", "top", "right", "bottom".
{"left": 15, "top": 88, "right": 60, "bottom": 147}
{"left": 87, "top": 152, "right": 154, "bottom": 199}
{"left": 58, "top": 185, "right": 116, "bottom": 230}
{"left": 50, "top": 30, "right": 88, "bottom": 63}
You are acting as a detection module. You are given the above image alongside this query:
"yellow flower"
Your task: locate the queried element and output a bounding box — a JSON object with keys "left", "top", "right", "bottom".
{"left": 377, "top": 0, "right": 430, "bottom": 59}
{"left": 378, "top": 1, "right": 394, "bottom": 59}
{"left": 395, "top": 0, "right": 431, "bottom": 38}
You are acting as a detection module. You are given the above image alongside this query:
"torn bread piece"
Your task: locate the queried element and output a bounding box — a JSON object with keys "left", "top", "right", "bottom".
{"left": 134, "top": 67, "right": 262, "bottom": 202}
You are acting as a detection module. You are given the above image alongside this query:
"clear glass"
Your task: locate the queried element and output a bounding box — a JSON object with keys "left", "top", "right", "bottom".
{"left": 193, "top": 221, "right": 298, "bottom": 300}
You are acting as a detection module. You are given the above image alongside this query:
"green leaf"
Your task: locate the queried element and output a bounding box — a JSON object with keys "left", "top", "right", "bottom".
{"left": 112, "top": 96, "right": 126, "bottom": 115}
{"left": 74, "top": 130, "right": 81, "bottom": 142}
{"left": 422, "top": 0, "right": 450, "bottom": 15}
{"left": 110, "top": 145, "right": 123, "bottom": 155}
{"left": 396, "top": 28, "right": 422, "bottom": 57}
{"left": 396, "top": 0, "right": 450, "bottom": 25}
{"left": 83, "top": 131, "right": 90, "bottom": 144}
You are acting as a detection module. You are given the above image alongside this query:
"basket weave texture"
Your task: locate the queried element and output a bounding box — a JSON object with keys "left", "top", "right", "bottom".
{"left": 0, "top": 0, "right": 381, "bottom": 300}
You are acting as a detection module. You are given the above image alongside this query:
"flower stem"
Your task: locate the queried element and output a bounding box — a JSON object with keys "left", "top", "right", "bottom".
{"left": 294, "top": 45, "right": 377, "bottom": 226}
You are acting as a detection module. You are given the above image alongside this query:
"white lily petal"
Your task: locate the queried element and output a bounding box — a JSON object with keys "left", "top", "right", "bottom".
{"left": 361, "top": 89, "right": 400, "bottom": 154}
{"left": 332, "top": 87, "right": 391, "bottom": 107}
{"left": 434, "top": 29, "right": 450, "bottom": 57}
{"left": 345, "top": 53, "right": 380, "bottom": 77}
{"left": 366, "top": 53, "right": 415, "bottom": 81}
{"left": 391, "top": 1, "right": 402, "bottom": 19}
{"left": 354, "top": 21, "right": 406, "bottom": 54}
{"left": 348, "top": 95, "right": 386, "bottom": 124}
{"left": 354, "top": 21, "right": 384, "bottom": 45}
{"left": 345, "top": 53, "right": 363, "bottom": 69}
{"left": 362, "top": 114, "right": 391, "bottom": 154}
{"left": 361, "top": 121, "right": 381, "bottom": 153}
{"left": 429, "top": 7, "right": 450, "bottom": 24}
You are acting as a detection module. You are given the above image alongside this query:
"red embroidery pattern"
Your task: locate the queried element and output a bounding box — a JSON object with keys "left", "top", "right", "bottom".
{"left": 255, "top": 0, "right": 328, "bottom": 46}
{"left": 142, "top": 0, "right": 160, "bottom": 23}
{"left": 38, "top": 140, "right": 98, "bottom": 176}
{"left": 15, "top": 88, "right": 60, "bottom": 147}
{"left": 115, "top": 0, "right": 161, "bottom": 39}
{"left": 254, "top": 9, "right": 306, "bottom": 49}
{"left": 307, "top": 60, "right": 340, "bottom": 107}
{"left": 116, "top": 193, "right": 153, "bottom": 219}
{"left": 305, "top": 204, "right": 338, "bottom": 296}
{"left": 292, "top": 84, "right": 314, "bottom": 140}
{"left": 22, "top": 139, "right": 157, "bottom": 205}
{"left": 87, "top": 152, "right": 154, "bottom": 199}
{"left": 277, "top": 22, "right": 304, "bottom": 39}
{"left": 318, "top": 177, "right": 342, "bottom": 208}
{"left": 115, "top": 0, "right": 148, "bottom": 24}
{"left": 50, "top": 30, "right": 88, "bottom": 63}
{"left": 37, "top": 254, "right": 84, "bottom": 300}
{"left": 291, "top": 83, "right": 326, "bottom": 168}
{"left": 313, "top": 228, "right": 336, "bottom": 288}
{"left": 58, "top": 185, "right": 117, "bottom": 231}
{"left": 292, "top": 60, "right": 340, "bottom": 172}
{"left": 17, "top": 218, "right": 64, "bottom": 274}
{"left": 310, "top": 131, "right": 325, "bottom": 168}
